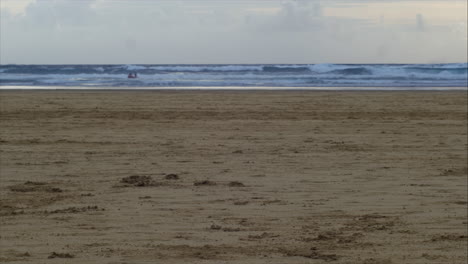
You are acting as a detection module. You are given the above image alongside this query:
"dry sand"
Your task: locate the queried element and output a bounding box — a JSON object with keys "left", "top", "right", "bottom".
{"left": 0, "top": 90, "right": 467, "bottom": 264}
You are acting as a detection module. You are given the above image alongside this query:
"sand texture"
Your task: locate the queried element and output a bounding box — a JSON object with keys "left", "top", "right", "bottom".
{"left": 0, "top": 91, "right": 467, "bottom": 263}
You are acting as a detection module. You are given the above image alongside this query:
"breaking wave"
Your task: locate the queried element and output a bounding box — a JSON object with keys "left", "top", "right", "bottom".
{"left": 0, "top": 63, "right": 466, "bottom": 88}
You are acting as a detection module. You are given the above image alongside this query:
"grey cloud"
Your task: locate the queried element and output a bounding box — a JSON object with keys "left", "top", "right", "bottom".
{"left": 252, "top": 0, "right": 370, "bottom": 36}
{"left": 22, "top": 0, "right": 97, "bottom": 28}
{"left": 0, "top": 0, "right": 466, "bottom": 64}
{"left": 250, "top": 0, "right": 325, "bottom": 32}
{"left": 416, "top": 14, "right": 425, "bottom": 31}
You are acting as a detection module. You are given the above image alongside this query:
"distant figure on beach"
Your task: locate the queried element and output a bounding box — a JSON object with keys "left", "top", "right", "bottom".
{"left": 128, "top": 72, "right": 137, "bottom": 79}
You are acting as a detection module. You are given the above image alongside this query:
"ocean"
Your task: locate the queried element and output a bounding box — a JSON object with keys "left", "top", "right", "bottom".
{"left": 0, "top": 63, "right": 467, "bottom": 90}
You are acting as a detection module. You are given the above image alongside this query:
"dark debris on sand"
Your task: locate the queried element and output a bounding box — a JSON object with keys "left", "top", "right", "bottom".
{"left": 48, "top": 252, "right": 74, "bottom": 259}
{"left": 9, "top": 181, "right": 63, "bottom": 193}
{"left": 164, "top": 174, "right": 180, "bottom": 180}
{"left": 282, "top": 247, "right": 339, "bottom": 261}
{"left": 228, "top": 181, "right": 245, "bottom": 187}
{"left": 45, "top": 206, "right": 104, "bottom": 214}
{"left": 194, "top": 180, "right": 217, "bottom": 186}
{"left": 120, "top": 175, "right": 160, "bottom": 187}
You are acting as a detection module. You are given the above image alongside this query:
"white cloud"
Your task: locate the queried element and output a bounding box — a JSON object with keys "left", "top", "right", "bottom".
{"left": 0, "top": 0, "right": 34, "bottom": 15}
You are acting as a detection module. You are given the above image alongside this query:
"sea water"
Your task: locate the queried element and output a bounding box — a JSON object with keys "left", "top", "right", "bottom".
{"left": 0, "top": 63, "right": 466, "bottom": 89}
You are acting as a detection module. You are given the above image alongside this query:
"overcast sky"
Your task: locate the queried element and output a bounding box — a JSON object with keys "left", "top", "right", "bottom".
{"left": 0, "top": 0, "right": 466, "bottom": 64}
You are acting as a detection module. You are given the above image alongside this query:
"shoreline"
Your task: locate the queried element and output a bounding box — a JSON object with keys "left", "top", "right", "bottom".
{"left": 0, "top": 86, "right": 467, "bottom": 92}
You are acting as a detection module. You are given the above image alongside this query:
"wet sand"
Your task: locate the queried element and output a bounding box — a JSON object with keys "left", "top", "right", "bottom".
{"left": 0, "top": 90, "right": 467, "bottom": 263}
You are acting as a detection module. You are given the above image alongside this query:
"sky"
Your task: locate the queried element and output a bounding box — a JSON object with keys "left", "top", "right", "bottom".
{"left": 0, "top": 0, "right": 467, "bottom": 64}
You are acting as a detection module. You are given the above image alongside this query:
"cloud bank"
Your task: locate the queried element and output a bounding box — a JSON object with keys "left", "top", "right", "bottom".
{"left": 0, "top": 0, "right": 466, "bottom": 64}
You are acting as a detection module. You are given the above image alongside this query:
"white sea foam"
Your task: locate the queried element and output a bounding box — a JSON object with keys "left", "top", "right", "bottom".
{"left": 125, "top": 64, "right": 148, "bottom": 71}
{"left": 148, "top": 65, "right": 263, "bottom": 72}
{"left": 308, "top": 64, "right": 355, "bottom": 73}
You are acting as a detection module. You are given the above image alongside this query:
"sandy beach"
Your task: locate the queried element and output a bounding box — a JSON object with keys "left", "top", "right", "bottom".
{"left": 0, "top": 90, "right": 466, "bottom": 264}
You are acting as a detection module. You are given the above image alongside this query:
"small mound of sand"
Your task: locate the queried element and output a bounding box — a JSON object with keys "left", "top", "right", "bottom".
{"left": 194, "top": 180, "right": 216, "bottom": 186}
{"left": 209, "top": 224, "right": 241, "bottom": 232}
{"left": 247, "top": 232, "right": 279, "bottom": 240}
{"left": 431, "top": 234, "right": 467, "bottom": 242}
{"left": 228, "top": 181, "right": 245, "bottom": 187}
{"left": 9, "top": 181, "right": 63, "bottom": 193}
{"left": 283, "top": 247, "right": 339, "bottom": 261}
{"left": 233, "top": 201, "right": 249, "bottom": 205}
{"left": 45, "top": 206, "right": 103, "bottom": 214}
{"left": 120, "top": 175, "right": 157, "bottom": 187}
{"left": 210, "top": 224, "right": 222, "bottom": 230}
{"left": 222, "top": 227, "right": 241, "bottom": 232}
{"left": 164, "top": 174, "right": 179, "bottom": 180}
